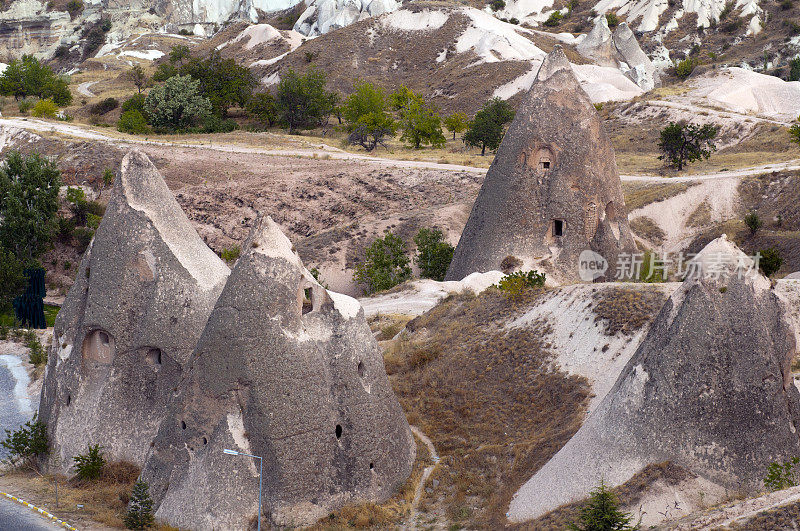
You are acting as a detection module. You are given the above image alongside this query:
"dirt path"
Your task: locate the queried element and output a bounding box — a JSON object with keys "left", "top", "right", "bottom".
{"left": 76, "top": 81, "right": 98, "bottom": 98}
{"left": 408, "top": 425, "right": 439, "bottom": 526}
{"left": 3, "top": 117, "right": 799, "bottom": 181}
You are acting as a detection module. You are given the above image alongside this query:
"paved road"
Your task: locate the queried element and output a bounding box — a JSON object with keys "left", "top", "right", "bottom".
{"left": 0, "top": 495, "right": 63, "bottom": 530}
{"left": 0, "top": 353, "right": 34, "bottom": 461}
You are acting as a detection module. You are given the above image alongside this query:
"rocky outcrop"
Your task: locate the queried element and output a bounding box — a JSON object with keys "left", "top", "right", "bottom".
{"left": 577, "top": 17, "right": 660, "bottom": 91}
{"left": 508, "top": 235, "right": 800, "bottom": 524}
{"left": 38, "top": 151, "right": 230, "bottom": 471}
{"left": 293, "top": 0, "right": 399, "bottom": 36}
{"left": 445, "top": 46, "right": 636, "bottom": 283}
{"left": 140, "top": 215, "right": 415, "bottom": 529}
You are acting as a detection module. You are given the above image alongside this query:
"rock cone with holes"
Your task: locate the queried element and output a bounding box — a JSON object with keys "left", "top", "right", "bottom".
{"left": 446, "top": 46, "right": 636, "bottom": 283}
{"left": 139, "top": 215, "right": 415, "bottom": 529}
{"left": 38, "top": 150, "right": 230, "bottom": 471}
{"left": 507, "top": 235, "right": 800, "bottom": 525}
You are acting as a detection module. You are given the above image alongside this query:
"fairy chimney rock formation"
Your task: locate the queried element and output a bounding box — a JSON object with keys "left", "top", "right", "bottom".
{"left": 140, "top": 215, "right": 415, "bottom": 529}
{"left": 38, "top": 150, "right": 230, "bottom": 471}
{"left": 445, "top": 45, "right": 636, "bottom": 283}
{"left": 508, "top": 235, "right": 800, "bottom": 524}
{"left": 577, "top": 15, "right": 617, "bottom": 66}
{"left": 613, "top": 22, "right": 661, "bottom": 91}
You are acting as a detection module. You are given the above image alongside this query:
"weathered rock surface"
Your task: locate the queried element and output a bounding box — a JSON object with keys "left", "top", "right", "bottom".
{"left": 508, "top": 235, "right": 800, "bottom": 524}
{"left": 445, "top": 45, "right": 636, "bottom": 283}
{"left": 293, "top": 0, "right": 399, "bottom": 36}
{"left": 140, "top": 215, "right": 415, "bottom": 529}
{"left": 38, "top": 150, "right": 230, "bottom": 471}
{"left": 577, "top": 17, "right": 660, "bottom": 90}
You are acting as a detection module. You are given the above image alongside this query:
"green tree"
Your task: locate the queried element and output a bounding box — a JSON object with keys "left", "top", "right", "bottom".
{"left": 745, "top": 211, "right": 762, "bottom": 235}
{"left": 389, "top": 85, "right": 417, "bottom": 112}
{"left": 443, "top": 112, "right": 468, "bottom": 140}
{"left": 124, "top": 480, "right": 155, "bottom": 530}
{"left": 343, "top": 81, "right": 396, "bottom": 151}
{"left": 0, "top": 55, "right": 72, "bottom": 105}
{"left": 759, "top": 247, "right": 783, "bottom": 277}
{"left": 463, "top": 97, "right": 515, "bottom": 155}
{"left": 658, "top": 121, "right": 719, "bottom": 170}
{"left": 399, "top": 97, "right": 445, "bottom": 149}
{"left": 276, "top": 67, "right": 336, "bottom": 133}
{"left": 414, "top": 228, "right": 454, "bottom": 281}
{"left": 73, "top": 444, "right": 105, "bottom": 481}
{"left": 1, "top": 414, "right": 49, "bottom": 470}
{"left": 130, "top": 64, "right": 148, "bottom": 94}
{"left": 353, "top": 232, "right": 412, "bottom": 294}
{"left": 0, "top": 151, "right": 61, "bottom": 263}
{"left": 246, "top": 92, "right": 278, "bottom": 128}
{"left": 32, "top": 98, "right": 58, "bottom": 118}
{"left": 568, "top": 479, "right": 639, "bottom": 531}
{"left": 145, "top": 75, "right": 212, "bottom": 131}
{"left": 0, "top": 247, "right": 26, "bottom": 314}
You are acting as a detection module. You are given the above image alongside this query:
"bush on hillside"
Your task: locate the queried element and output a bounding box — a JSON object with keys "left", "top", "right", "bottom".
{"left": 276, "top": 67, "right": 338, "bottom": 133}
{"left": 73, "top": 444, "right": 106, "bottom": 481}
{"left": 745, "top": 211, "right": 763, "bottom": 235}
{"left": 353, "top": 232, "right": 411, "bottom": 294}
{"left": 544, "top": 11, "right": 563, "bottom": 26}
{"left": 1, "top": 414, "right": 49, "bottom": 470}
{"left": 32, "top": 98, "right": 58, "bottom": 118}
{"left": 90, "top": 97, "right": 119, "bottom": 115}
{"left": 759, "top": 247, "right": 783, "bottom": 277}
{"left": 568, "top": 479, "right": 639, "bottom": 530}
{"left": 414, "top": 228, "right": 454, "bottom": 281}
{"left": 144, "top": 75, "right": 212, "bottom": 131}
{"left": 675, "top": 57, "right": 698, "bottom": 79}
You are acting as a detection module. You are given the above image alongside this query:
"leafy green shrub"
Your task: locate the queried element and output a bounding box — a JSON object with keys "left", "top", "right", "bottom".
{"left": 73, "top": 443, "right": 106, "bottom": 481}
{"left": 497, "top": 270, "right": 546, "bottom": 302}
{"left": 759, "top": 247, "right": 783, "bottom": 277}
{"left": 353, "top": 232, "right": 411, "bottom": 294}
{"left": 675, "top": 58, "right": 698, "bottom": 79}
{"left": 1, "top": 414, "right": 49, "bottom": 469}
{"left": 543, "top": 11, "right": 563, "bottom": 26}
{"left": 444, "top": 112, "right": 469, "bottom": 140}
{"left": 72, "top": 227, "right": 94, "bottom": 251}
{"left": 489, "top": 0, "right": 506, "bottom": 11}
{"left": 103, "top": 168, "right": 115, "bottom": 187}
{"left": 765, "top": 457, "right": 800, "bottom": 491}
{"left": 32, "top": 98, "right": 58, "bottom": 118}
{"left": 66, "top": 0, "right": 83, "bottom": 17}
{"left": 219, "top": 245, "right": 240, "bottom": 264}
{"left": 124, "top": 480, "right": 155, "bottom": 530}
{"left": 605, "top": 12, "right": 620, "bottom": 27}
{"left": 414, "top": 228, "right": 454, "bottom": 281}
{"left": 745, "top": 211, "right": 763, "bottom": 235}
{"left": 118, "top": 110, "right": 150, "bottom": 135}
{"left": 26, "top": 330, "right": 47, "bottom": 366}
{"left": 145, "top": 75, "right": 212, "bottom": 132}
{"left": 568, "top": 479, "right": 638, "bottom": 530}
{"left": 790, "top": 122, "right": 800, "bottom": 145}
{"left": 89, "top": 97, "right": 119, "bottom": 115}
{"left": 200, "top": 115, "right": 238, "bottom": 133}
{"left": 122, "top": 93, "right": 147, "bottom": 114}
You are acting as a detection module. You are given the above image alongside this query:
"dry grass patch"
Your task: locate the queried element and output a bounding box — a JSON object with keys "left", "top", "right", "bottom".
{"left": 0, "top": 461, "right": 141, "bottom": 528}
{"left": 622, "top": 181, "right": 697, "bottom": 211}
{"left": 686, "top": 199, "right": 712, "bottom": 228}
{"left": 592, "top": 287, "right": 667, "bottom": 336}
{"left": 386, "top": 289, "right": 590, "bottom": 528}
{"left": 367, "top": 313, "right": 414, "bottom": 341}
{"left": 728, "top": 500, "right": 800, "bottom": 530}
{"left": 630, "top": 216, "right": 666, "bottom": 246}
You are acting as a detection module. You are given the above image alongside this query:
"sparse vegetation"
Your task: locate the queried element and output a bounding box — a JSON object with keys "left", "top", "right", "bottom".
{"left": 219, "top": 245, "right": 241, "bottom": 264}
{"left": 26, "top": 330, "right": 47, "bottom": 366}
{"left": 629, "top": 216, "right": 666, "bottom": 245}
{"left": 89, "top": 97, "right": 119, "bottom": 115}
{"left": 353, "top": 232, "right": 411, "bottom": 294}
{"left": 118, "top": 110, "right": 151, "bottom": 135}
{"left": 544, "top": 11, "right": 564, "bottom": 26}
{"left": 592, "top": 288, "right": 666, "bottom": 335}
{"left": 675, "top": 57, "right": 698, "bottom": 79}
{"left": 246, "top": 92, "right": 278, "bottom": 129}
{"left": 765, "top": 457, "right": 800, "bottom": 491}
{"left": 658, "top": 121, "right": 719, "bottom": 171}
{"left": 497, "top": 270, "right": 546, "bottom": 302}
{"left": 1, "top": 414, "right": 49, "bottom": 470}
{"left": 413, "top": 227, "right": 454, "bottom": 281}
{"left": 32, "top": 98, "right": 58, "bottom": 118}
{"left": 605, "top": 12, "right": 620, "bottom": 27}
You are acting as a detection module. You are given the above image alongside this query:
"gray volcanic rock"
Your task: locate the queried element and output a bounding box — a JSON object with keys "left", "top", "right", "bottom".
{"left": 445, "top": 46, "right": 636, "bottom": 283}
{"left": 140, "top": 216, "right": 415, "bottom": 529}
{"left": 38, "top": 150, "right": 230, "bottom": 471}
{"left": 576, "top": 15, "right": 617, "bottom": 66}
{"left": 613, "top": 22, "right": 661, "bottom": 91}
{"left": 508, "top": 235, "right": 800, "bottom": 524}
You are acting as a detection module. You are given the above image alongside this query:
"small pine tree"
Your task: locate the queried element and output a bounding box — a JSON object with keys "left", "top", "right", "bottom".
{"left": 759, "top": 247, "right": 783, "bottom": 277}
{"left": 568, "top": 479, "right": 639, "bottom": 531}
{"left": 745, "top": 211, "right": 763, "bottom": 235}
{"left": 124, "top": 480, "right": 155, "bottom": 530}
{"left": 73, "top": 443, "right": 105, "bottom": 481}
